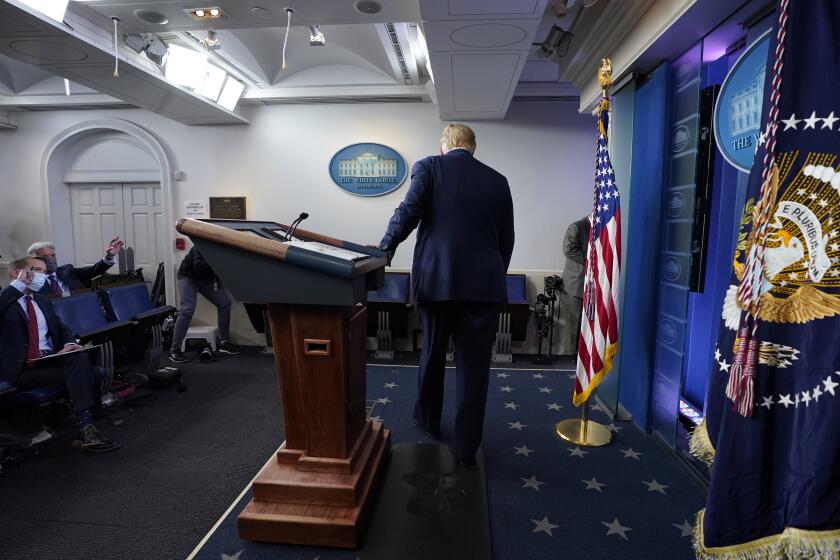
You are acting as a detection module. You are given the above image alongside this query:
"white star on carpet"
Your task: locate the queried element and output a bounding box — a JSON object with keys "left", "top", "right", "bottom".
{"left": 822, "top": 111, "right": 839, "bottom": 130}
{"left": 504, "top": 402, "right": 520, "bottom": 410}
{"left": 621, "top": 448, "right": 642, "bottom": 460}
{"left": 567, "top": 373, "right": 577, "bottom": 380}
{"left": 801, "top": 390, "right": 811, "bottom": 406}
{"left": 521, "top": 475, "right": 546, "bottom": 491}
{"left": 804, "top": 111, "right": 820, "bottom": 129}
{"left": 514, "top": 444, "right": 533, "bottom": 457}
{"left": 718, "top": 358, "right": 730, "bottom": 372}
{"left": 538, "top": 387, "right": 553, "bottom": 393}
{"left": 496, "top": 372, "right": 510, "bottom": 378}
{"left": 606, "top": 423, "right": 622, "bottom": 433}
{"left": 383, "top": 382, "right": 398, "bottom": 389}
{"left": 812, "top": 385, "right": 823, "bottom": 402}
{"left": 582, "top": 477, "right": 606, "bottom": 492}
{"left": 531, "top": 516, "right": 559, "bottom": 536}
{"left": 778, "top": 393, "right": 794, "bottom": 408}
{"left": 568, "top": 446, "right": 588, "bottom": 458}
{"left": 546, "top": 403, "right": 563, "bottom": 411}
{"left": 824, "top": 376, "right": 838, "bottom": 396}
{"left": 532, "top": 373, "right": 545, "bottom": 379}
{"left": 782, "top": 113, "right": 801, "bottom": 130}
{"left": 642, "top": 479, "right": 669, "bottom": 494}
{"left": 760, "top": 395, "right": 774, "bottom": 409}
{"left": 508, "top": 421, "right": 526, "bottom": 430}
{"left": 673, "top": 520, "right": 694, "bottom": 537}
{"left": 602, "top": 518, "right": 632, "bottom": 540}
{"left": 221, "top": 551, "right": 243, "bottom": 560}
{"left": 500, "top": 385, "right": 514, "bottom": 392}
{"left": 375, "top": 397, "right": 392, "bottom": 405}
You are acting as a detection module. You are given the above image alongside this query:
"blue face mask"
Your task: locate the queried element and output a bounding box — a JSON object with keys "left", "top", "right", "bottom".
{"left": 41, "top": 256, "right": 58, "bottom": 274}
{"left": 28, "top": 272, "right": 47, "bottom": 292}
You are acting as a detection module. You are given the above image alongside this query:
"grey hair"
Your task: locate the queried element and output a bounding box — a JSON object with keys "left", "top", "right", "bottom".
{"left": 27, "top": 242, "right": 55, "bottom": 256}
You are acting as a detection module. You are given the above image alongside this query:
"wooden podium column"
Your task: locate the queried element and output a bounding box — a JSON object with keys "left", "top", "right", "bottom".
{"left": 237, "top": 303, "right": 390, "bottom": 548}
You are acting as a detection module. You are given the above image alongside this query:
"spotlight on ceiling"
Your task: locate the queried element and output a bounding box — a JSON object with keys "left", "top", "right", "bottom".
{"left": 353, "top": 0, "right": 382, "bottom": 15}
{"left": 123, "top": 33, "right": 169, "bottom": 67}
{"left": 187, "top": 7, "right": 225, "bottom": 20}
{"left": 308, "top": 25, "right": 325, "bottom": 46}
{"left": 536, "top": 25, "right": 573, "bottom": 62}
{"left": 202, "top": 29, "right": 221, "bottom": 51}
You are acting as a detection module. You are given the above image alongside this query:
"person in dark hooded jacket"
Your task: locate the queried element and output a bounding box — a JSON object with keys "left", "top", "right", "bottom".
{"left": 169, "top": 246, "right": 239, "bottom": 362}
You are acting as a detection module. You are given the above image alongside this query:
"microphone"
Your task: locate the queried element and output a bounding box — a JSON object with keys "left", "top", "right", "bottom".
{"left": 285, "top": 212, "right": 309, "bottom": 241}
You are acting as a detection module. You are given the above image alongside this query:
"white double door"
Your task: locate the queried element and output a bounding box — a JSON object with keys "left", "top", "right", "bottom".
{"left": 70, "top": 183, "right": 164, "bottom": 282}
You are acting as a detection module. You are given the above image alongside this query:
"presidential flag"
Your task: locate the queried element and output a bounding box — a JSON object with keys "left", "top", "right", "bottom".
{"left": 693, "top": 0, "right": 840, "bottom": 557}
{"left": 574, "top": 104, "right": 621, "bottom": 407}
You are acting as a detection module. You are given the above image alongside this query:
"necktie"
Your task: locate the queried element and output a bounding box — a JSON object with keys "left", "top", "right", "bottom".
{"left": 24, "top": 296, "right": 40, "bottom": 365}
{"left": 49, "top": 275, "right": 61, "bottom": 295}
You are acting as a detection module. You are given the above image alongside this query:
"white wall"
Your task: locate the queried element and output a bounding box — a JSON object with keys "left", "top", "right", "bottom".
{"left": 0, "top": 99, "right": 595, "bottom": 351}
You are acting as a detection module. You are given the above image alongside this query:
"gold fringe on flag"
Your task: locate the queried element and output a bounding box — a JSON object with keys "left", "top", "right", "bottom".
{"left": 694, "top": 510, "right": 840, "bottom": 560}
{"left": 688, "top": 418, "right": 716, "bottom": 465}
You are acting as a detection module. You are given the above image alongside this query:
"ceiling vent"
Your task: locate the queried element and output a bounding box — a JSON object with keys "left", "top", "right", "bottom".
{"left": 383, "top": 23, "right": 412, "bottom": 85}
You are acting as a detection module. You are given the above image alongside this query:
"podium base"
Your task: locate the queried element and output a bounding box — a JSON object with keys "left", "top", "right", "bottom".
{"left": 238, "top": 421, "right": 390, "bottom": 548}
{"left": 555, "top": 419, "right": 612, "bottom": 447}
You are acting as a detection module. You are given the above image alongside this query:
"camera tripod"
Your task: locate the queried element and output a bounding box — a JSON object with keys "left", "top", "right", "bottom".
{"left": 534, "top": 276, "right": 562, "bottom": 364}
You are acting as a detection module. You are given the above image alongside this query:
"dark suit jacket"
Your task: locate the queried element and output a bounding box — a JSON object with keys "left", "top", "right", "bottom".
{"left": 380, "top": 149, "right": 515, "bottom": 303}
{"left": 561, "top": 217, "right": 591, "bottom": 298}
{"left": 0, "top": 285, "right": 75, "bottom": 385}
{"left": 36, "top": 259, "right": 113, "bottom": 295}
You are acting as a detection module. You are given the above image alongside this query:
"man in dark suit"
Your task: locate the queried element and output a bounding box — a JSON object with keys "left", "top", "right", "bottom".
{"left": 560, "top": 216, "right": 591, "bottom": 355}
{"left": 1, "top": 257, "right": 120, "bottom": 452}
{"left": 379, "top": 123, "right": 514, "bottom": 467}
{"left": 28, "top": 237, "right": 123, "bottom": 296}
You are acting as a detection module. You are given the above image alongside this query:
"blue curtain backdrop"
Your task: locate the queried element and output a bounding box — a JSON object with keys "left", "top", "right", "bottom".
{"left": 614, "top": 64, "right": 669, "bottom": 430}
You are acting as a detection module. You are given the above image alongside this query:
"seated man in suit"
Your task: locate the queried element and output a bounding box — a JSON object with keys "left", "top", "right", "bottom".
{"left": 27, "top": 237, "right": 123, "bottom": 296}
{"left": 1, "top": 257, "right": 120, "bottom": 453}
{"left": 379, "top": 123, "right": 515, "bottom": 467}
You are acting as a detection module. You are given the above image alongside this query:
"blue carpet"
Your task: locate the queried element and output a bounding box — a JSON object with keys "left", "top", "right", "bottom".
{"left": 189, "top": 365, "right": 706, "bottom": 560}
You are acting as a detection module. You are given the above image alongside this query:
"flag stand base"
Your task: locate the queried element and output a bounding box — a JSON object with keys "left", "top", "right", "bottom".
{"left": 554, "top": 400, "right": 611, "bottom": 447}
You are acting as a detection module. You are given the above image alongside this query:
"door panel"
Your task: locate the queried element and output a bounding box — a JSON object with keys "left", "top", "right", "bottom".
{"left": 122, "top": 183, "right": 163, "bottom": 282}
{"left": 70, "top": 184, "right": 124, "bottom": 267}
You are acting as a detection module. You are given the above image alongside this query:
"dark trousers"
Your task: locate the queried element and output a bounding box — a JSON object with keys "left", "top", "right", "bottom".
{"left": 416, "top": 301, "right": 501, "bottom": 460}
{"left": 171, "top": 277, "right": 232, "bottom": 352}
{"left": 15, "top": 353, "right": 99, "bottom": 413}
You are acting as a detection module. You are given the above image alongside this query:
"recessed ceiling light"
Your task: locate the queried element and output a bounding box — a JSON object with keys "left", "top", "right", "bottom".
{"left": 251, "top": 6, "right": 268, "bottom": 15}
{"left": 133, "top": 9, "right": 168, "bottom": 25}
{"left": 354, "top": 0, "right": 383, "bottom": 15}
{"left": 187, "top": 7, "right": 225, "bottom": 20}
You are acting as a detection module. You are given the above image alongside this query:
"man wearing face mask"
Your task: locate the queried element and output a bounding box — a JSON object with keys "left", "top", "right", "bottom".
{"left": 0, "top": 257, "right": 120, "bottom": 452}
{"left": 27, "top": 237, "right": 123, "bottom": 296}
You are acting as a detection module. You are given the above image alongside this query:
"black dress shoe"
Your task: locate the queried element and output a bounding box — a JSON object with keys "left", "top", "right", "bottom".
{"left": 413, "top": 419, "right": 442, "bottom": 439}
{"left": 73, "top": 425, "right": 121, "bottom": 453}
{"left": 449, "top": 445, "right": 476, "bottom": 469}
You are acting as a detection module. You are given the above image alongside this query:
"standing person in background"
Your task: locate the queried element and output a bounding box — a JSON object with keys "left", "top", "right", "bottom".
{"left": 169, "top": 246, "right": 239, "bottom": 363}
{"left": 378, "top": 123, "right": 515, "bottom": 468}
{"left": 560, "top": 216, "right": 591, "bottom": 355}
{"left": 28, "top": 237, "right": 123, "bottom": 296}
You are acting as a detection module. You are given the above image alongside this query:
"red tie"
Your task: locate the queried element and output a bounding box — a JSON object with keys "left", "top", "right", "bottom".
{"left": 24, "top": 296, "right": 41, "bottom": 365}
{"left": 49, "top": 276, "right": 61, "bottom": 295}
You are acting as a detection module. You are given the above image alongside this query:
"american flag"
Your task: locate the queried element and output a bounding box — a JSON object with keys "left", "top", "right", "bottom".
{"left": 573, "top": 108, "right": 622, "bottom": 407}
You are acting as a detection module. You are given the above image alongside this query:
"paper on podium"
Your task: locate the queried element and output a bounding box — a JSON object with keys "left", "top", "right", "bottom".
{"left": 285, "top": 240, "right": 368, "bottom": 262}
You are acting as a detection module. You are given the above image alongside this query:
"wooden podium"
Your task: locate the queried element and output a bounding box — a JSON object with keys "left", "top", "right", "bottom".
{"left": 176, "top": 218, "right": 391, "bottom": 548}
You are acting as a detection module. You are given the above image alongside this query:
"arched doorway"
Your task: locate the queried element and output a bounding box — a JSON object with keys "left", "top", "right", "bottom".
{"left": 41, "top": 119, "right": 176, "bottom": 304}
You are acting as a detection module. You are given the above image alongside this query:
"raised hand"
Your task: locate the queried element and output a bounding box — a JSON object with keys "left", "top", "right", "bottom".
{"left": 105, "top": 236, "right": 124, "bottom": 258}
{"left": 16, "top": 269, "right": 34, "bottom": 285}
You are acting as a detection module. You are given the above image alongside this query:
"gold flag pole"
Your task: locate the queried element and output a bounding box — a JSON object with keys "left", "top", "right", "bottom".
{"left": 554, "top": 59, "right": 614, "bottom": 448}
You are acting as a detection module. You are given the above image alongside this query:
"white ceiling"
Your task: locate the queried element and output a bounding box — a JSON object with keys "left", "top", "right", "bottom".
{"left": 0, "top": 0, "right": 683, "bottom": 124}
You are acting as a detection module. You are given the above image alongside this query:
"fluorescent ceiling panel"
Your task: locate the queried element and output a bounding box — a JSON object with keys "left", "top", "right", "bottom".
{"left": 165, "top": 44, "right": 207, "bottom": 91}
{"left": 197, "top": 63, "right": 226, "bottom": 101}
{"left": 19, "top": 0, "right": 70, "bottom": 22}
{"left": 217, "top": 76, "right": 244, "bottom": 111}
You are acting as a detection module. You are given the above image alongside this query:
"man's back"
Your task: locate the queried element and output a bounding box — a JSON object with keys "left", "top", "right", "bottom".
{"left": 381, "top": 149, "right": 514, "bottom": 303}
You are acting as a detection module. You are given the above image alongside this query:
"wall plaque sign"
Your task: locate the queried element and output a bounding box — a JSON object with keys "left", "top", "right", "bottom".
{"left": 328, "top": 143, "right": 408, "bottom": 197}
{"left": 209, "top": 197, "right": 246, "bottom": 219}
